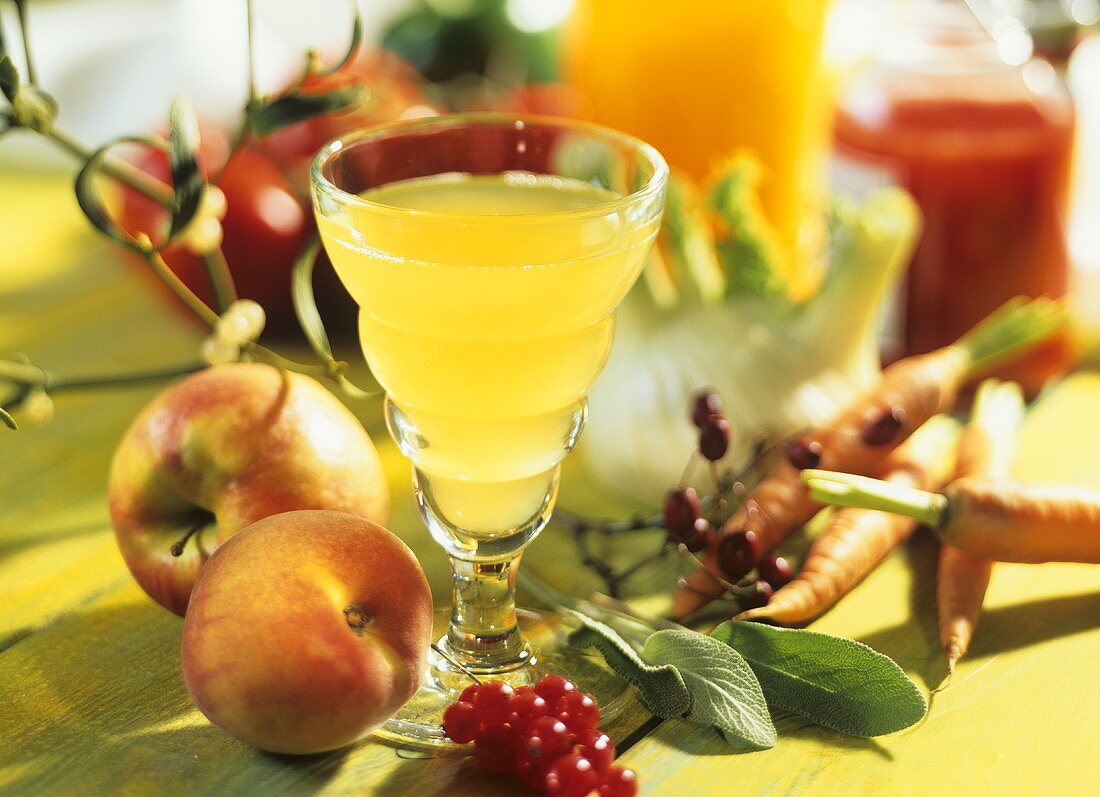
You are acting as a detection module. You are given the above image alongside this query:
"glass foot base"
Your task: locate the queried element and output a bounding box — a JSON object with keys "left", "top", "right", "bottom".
{"left": 372, "top": 607, "right": 629, "bottom": 751}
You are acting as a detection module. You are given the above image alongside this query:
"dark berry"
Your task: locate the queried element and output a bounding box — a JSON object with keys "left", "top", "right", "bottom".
{"left": 680, "top": 517, "right": 714, "bottom": 552}
{"left": 739, "top": 580, "right": 774, "bottom": 610}
{"left": 691, "top": 391, "right": 723, "bottom": 428}
{"left": 757, "top": 554, "right": 793, "bottom": 589}
{"left": 475, "top": 725, "right": 519, "bottom": 773}
{"left": 861, "top": 405, "right": 906, "bottom": 446}
{"left": 441, "top": 701, "right": 480, "bottom": 744}
{"left": 717, "top": 529, "right": 760, "bottom": 580}
{"left": 786, "top": 436, "right": 823, "bottom": 470}
{"left": 471, "top": 680, "right": 514, "bottom": 729}
{"left": 574, "top": 729, "right": 615, "bottom": 772}
{"left": 662, "top": 487, "right": 701, "bottom": 537}
{"left": 521, "top": 716, "right": 573, "bottom": 765}
{"left": 507, "top": 685, "right": 549, "bottom": 733}
{"left": 699, "top": 415, "right": 732, "bottom": 461}
{"left": 544, "top": 754, "right": 601, "bottom": 797}
{"left": 534, "top": 674, "right": 577, "bottom": 705}
{"left": 556, "top": 691, "right": 601, "bottom": 731}
{"left": 598, "top": 766, "right": 639, "bottom": 797}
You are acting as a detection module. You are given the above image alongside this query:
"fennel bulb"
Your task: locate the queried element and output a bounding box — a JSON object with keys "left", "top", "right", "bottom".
{"left": 582, "top": 169, "right": 920, "bottom": 504}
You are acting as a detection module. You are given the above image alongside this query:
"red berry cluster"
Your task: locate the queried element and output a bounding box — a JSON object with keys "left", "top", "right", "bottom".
{"left": 442, "top": 676, "right": 638, "bottom": 797}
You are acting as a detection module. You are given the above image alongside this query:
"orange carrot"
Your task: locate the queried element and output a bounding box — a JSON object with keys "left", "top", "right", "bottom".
{"left": 802, "top": 473, "right": 1100, "bottom": 564}
{"left": 936, "top": 380, "right": 1024, "bottom": 675}
{"left": 673, "top": 297, "right": 1064, "bottom": 619}
{"left": 737, "top": 416, "right": 959, "bottom": 625}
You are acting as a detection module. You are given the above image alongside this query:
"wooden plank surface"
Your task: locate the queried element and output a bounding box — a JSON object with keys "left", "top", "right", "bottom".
{"left": 2, "top": 173, "right": 1099, "bottom": 796}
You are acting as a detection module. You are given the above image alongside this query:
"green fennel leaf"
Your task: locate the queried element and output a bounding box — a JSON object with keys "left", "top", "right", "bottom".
{"left": 712, "top": 621, "right": 927, "bottom": 737}
{"left": 644, "top": 630, "right": 776, "bottom": 750}
{"left": 569, "top": 614, "right": 691, "bottom": 719}
{"left": 707, "top": 156, "right": 790, "bottom": 302}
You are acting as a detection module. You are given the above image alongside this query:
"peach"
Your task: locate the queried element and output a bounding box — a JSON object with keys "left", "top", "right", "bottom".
{"left": 181, "top": 510, "right": 433, "bottom": 754}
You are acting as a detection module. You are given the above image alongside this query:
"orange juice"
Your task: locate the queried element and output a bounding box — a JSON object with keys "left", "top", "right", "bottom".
{"left": 318, "top": 172, "right": 659, "bottom": 535}
{"left": 563, "top": 0, "right": 830, "bottom": 273}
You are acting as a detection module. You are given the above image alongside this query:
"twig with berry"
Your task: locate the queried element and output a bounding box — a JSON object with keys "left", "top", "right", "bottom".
{"left": 557, "top": 390, "right": 794, "bottom": 610}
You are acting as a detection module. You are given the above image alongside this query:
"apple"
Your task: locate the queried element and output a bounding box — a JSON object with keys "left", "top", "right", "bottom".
{"left": 109, "top": 363, "right": 390, "bottom": 616}
{"left": 181, "top": 510, "right": 433, "bottom": 754}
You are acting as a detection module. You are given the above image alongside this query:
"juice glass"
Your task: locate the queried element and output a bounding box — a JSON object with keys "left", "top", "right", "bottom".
{"left": 311, "top": 114, "right": 667, "bottom": 745}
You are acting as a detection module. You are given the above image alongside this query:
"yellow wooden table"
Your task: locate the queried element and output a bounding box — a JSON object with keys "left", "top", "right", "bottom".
{"left": 2, "top": 174, "right": 1099, "bottom": 796}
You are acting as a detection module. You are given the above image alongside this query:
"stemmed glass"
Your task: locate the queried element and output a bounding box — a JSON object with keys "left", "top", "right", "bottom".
{"left": 311, "top": 114, "right": 667, "bottom": 746}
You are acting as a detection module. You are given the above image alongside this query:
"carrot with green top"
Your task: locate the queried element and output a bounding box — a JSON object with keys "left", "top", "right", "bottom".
{"left": 801, "top": 470, "right": 1100, "bottom": 564}
{"left": 673, "top": 296, "right": 1066, "bottom": 619}
{"left": 937, "top": 379, "right": 1025, "bottom": 676}
{"left": 737, "top": 415, "right": 960, "bottom": 625}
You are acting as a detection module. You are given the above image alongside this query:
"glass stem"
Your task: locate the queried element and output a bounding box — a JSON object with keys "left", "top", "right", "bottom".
{"left": 446, "top": 553, "right": 527, "bottom": 670}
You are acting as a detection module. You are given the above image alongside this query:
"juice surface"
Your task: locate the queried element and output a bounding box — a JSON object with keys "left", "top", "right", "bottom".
{"left": 319, "top": 172, "right": 657, "bottom": 533}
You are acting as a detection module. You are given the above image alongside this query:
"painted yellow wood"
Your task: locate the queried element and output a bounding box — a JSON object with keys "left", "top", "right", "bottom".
{"left": 2, "top": 173, "right": 1099, "bottom": 795}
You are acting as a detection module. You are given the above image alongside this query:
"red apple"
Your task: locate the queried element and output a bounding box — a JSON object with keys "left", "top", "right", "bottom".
{"left": 109, "top": 363, "right": 389, "bottom": 616}
{"left": 181, "top": 510, "right": 433, "bottom": 754}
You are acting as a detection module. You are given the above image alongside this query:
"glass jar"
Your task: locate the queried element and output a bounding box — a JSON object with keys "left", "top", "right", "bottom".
{"left": 833, "top": 0, "right": 1076, "bottom": 387}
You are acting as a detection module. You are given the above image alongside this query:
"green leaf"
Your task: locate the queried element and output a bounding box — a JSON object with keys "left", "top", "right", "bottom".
{"left": 0, "top": 55, "right": 18, "bottom": 103}
{"left": 661, "top": 177, "right": 726, "bottom": 303}
{"left": 167, "top": 98, "right": 204, "bottom": 239}
{"left": 569, "top": 614, "right": 692, "bottom": 720}
{"left": 249, "top": 86, "right": 364, "bottom": 137}
{"left": 75, "top": 136, "right": 165, "bottom": 251}
{"left": 0, "top": 406, "right": 16, "bottom": 430}
{"left": 712, "top": 621, "right": 927, "bottom": 737}
{"left": 643, "top": 630, "right": 776, "bottom": 750}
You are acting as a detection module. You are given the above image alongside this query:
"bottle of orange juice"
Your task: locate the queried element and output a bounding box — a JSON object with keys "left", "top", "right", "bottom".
{"left": 562, "top": 0, "right": 832, "bottom": 285}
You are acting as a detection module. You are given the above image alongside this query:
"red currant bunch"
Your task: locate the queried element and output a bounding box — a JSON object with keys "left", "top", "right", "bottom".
{"left": 442, "top": 675, "right": 639, "bottom": 796}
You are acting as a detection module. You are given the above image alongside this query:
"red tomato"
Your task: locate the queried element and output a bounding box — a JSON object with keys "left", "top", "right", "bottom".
{"left": 262, "top": 48, "right": 437, "bottom": 192}
{"left": 118, "top": 123, "right": 311, "bottom": 333}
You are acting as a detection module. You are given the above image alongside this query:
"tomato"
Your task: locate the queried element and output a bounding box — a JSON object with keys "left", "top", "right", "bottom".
{"left": 262, "top": 48, "right": 438, "bottom": 193}
{"left": 118, "top": 122, "right": 311, "bottom": 333}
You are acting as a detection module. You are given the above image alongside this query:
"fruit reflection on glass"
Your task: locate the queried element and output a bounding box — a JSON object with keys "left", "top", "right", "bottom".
{"left": 312, "top": 114, "right": 667, "bottom": 744}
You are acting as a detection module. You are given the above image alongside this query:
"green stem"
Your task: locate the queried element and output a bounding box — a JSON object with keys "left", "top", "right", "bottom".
{"left": 245, "top": 0, "right": 258, "bottom": 103}
{"left": 138, "top": 245, "right": 220, "bottom": 327}
{"left": 247, "top": 344, "right": 330, "bottom": 377}
{"left": 14, "top": 0, "right": 37, "bottom": 86}
{"left": 0, "top": 359, "right": 203, "bottom": 393}
{"left": 200, "top": 250, "right": 238, "bottom": 312}
{"left": 47, "top": 125, "right": 173, "bottom": 206}
{"left": 955, "top": 296, "right": 1067, "bottom": 378}
{"left": 800, "top": 469, "right": 949, "bottom": 527}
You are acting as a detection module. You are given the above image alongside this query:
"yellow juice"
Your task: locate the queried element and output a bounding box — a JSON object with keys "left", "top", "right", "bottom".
{"left": 563, "top": 0, "right": 830, "bottom": 282}
{"left": 319, "top": 172, "right": 658, "bottom": 538}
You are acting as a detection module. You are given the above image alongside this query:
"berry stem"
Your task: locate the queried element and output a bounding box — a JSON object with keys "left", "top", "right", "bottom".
{"left": 430, "top": 643, "right": 483, "bottom": 685}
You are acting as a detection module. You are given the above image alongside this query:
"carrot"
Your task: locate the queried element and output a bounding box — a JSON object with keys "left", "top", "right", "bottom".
{"left": 672, "top": 296, "right": 1065, "bottom": 619}
{"left": 802, "top": 472, "right": 1100, "bottom": 564}
{"left": 737, "top": 415, "right": 960, "bottom": 625}
{"left": 936, "top": 379, "right": 1024, "bottom": 675}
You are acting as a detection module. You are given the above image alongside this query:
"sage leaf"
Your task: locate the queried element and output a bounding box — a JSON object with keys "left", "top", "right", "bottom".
{"left": 712, "top": 621, "right": 927, "bottom": 737}
{"left": 249, "top": 86, "right": 364, "bottom": 137}
{"left": 643, "top": 630, "right": 776, "bottom": 750}
{"left": 166, "top": 98, "right": 204, "bottom": 238}
{"left": 569, "top": 614, "right": 691, "bottom": 719}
